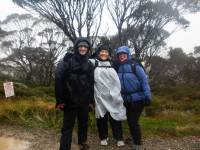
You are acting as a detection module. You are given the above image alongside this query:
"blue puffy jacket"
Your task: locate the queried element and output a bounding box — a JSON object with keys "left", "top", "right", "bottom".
{"left": 115, "top": 46, "right": 151, "bottom": 103}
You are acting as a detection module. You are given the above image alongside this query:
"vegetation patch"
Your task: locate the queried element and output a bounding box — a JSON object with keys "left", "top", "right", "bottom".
{"left": 0, "top": 82, "right": 199, "bottom": 137}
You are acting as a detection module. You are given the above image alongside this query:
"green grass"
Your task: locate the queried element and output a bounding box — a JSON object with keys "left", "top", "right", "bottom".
{"left": 0, "top": 97, "right": 199, "bottom": 137}
{"left": 0, "top": 98, "right": 62, "bottom": 130}
{"left": 0, "top": 81, "right": 200, "bottom": 137}
{"left": 141, "top": 117, "right": 178, "bottom": 136}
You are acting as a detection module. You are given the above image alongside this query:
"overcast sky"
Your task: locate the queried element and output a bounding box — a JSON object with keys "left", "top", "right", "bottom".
{"left": 0, "top": 0, "right": 200, "bottom": 54}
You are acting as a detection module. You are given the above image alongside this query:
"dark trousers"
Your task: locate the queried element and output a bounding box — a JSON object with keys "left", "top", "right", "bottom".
{"left": 96, "top": 112, "right": 123, "bottom": 141}
{"left": 125, "top": 102, "right": 144, "bottom": 145}
{"left": 59, "top": 105, "right": 89, "bottom": 150}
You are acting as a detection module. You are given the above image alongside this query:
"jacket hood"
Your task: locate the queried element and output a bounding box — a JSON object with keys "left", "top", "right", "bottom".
{"left": 74, "top": 37, "right": 91, "bottom": 51}
{"left": 96, "top": 45, "right": 112, "bottom": 56}
{"left": 116, "top": 46, "right": 131, "bottom": 60}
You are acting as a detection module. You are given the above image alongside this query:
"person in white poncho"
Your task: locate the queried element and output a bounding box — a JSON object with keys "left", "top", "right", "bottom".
{"left": 90, "top": 45, "right": 126, "bottom": 147}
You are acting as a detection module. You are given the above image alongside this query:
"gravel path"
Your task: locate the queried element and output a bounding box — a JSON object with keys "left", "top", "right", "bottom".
{"left": 0, "top": 125, "right": 199, "bottom": 150}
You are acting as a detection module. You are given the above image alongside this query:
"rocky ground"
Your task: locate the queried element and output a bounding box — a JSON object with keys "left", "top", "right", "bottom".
{"left": 0, "top": 125, "right": 200, "bottom": 150}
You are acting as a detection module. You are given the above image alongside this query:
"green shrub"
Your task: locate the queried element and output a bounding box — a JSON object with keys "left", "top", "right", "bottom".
{"left": 14, "top": 82, "right": 34, "bottom": 97}
{"left": 0, "top": 83, "right": 200, "bottom": 137}
{"left": 0, "top": 81, "right": 55, "bottom": 98}
{"left": 34, "top": 86, "right": 55, "bottom": 97}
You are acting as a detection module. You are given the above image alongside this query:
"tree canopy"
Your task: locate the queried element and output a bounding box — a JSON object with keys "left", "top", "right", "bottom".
{"left": 13, "top": 0, "right": 105, "bottom": 45}
{"left": 0, "top": 27, "right": 7, "bottom": 39}
{"left": 0, "top": 0, "right": 199, "bottom": 85}
{"left": 0, "top": 14, "right": 67, "bottom": 85}
{"left": 12, "top": 0, "right": 200, "bottom": 61}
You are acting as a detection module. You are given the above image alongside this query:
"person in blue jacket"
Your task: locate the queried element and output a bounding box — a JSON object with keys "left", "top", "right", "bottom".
{"left": 114, "top": 46, "right": 151, "bottom": 150}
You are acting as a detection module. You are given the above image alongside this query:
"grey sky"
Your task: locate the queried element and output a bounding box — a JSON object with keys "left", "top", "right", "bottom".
{"left": 0, "top": 0, "right": 200, "bottom": 54}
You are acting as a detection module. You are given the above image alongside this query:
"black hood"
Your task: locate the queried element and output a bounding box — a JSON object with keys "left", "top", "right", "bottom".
{"left": 74, "top": 37, "right": 91, "bottom": 51}
{"left": 96, "top": 45, "right": 111, "bottom": 56}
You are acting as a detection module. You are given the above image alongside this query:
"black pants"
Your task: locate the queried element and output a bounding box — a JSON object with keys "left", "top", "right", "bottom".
{"left": 96, "top": 112, "right": 123, "bottom": 141}
{"left": 125, "top": 102, "right": 144, "bottom": 145}
{"left": 59, "top": 105, "right": 89, "bottom": 150}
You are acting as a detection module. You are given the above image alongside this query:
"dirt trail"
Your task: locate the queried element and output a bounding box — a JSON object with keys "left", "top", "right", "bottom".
{"left": 0, "top": 125, "right": 199, "bottom": 150}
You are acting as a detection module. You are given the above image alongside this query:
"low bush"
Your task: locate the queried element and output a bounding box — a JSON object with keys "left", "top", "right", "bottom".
{"left": 0, "top": 82, "right": 199, "bottom": 137}
{"left": 0, "top": 98, "right": 61, "bottom": 129}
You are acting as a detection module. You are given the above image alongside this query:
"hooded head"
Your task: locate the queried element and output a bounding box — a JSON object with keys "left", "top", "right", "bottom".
{"left": 74, "top": 37, "right": 91, "bottom": 55}
{"left": 77, "top": 41, "right": 89, "bottom": 49}
{"left": 96, "top": 45, "right": 111, "bottom": 61}
{"left": 96, "top": 45, "right": 111, "bottom": 56}
{"left": 116, "top": 46, "right": 131, "bottom": 62}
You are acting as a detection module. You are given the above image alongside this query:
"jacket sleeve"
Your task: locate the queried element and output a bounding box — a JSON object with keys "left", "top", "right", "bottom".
{"left": 55, "top": 60, "right": 69, "bottom": 107}
{"left": 135, "top": 65, "right": 151, "bottom": 100}
{"left": 87, "top": 61, "right": 95, "bottom": 104}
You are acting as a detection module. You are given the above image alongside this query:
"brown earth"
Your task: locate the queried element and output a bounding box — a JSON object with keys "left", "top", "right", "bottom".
{"left": 0, "top": 125, "right": 199, "bottom": 150}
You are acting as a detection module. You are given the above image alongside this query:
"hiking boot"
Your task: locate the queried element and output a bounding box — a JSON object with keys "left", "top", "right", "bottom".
{"left": 79, "top": 143, "right": 90, "bottom": 150}
{"left": 117, "top": 140, "right": 125, "bottom": 147}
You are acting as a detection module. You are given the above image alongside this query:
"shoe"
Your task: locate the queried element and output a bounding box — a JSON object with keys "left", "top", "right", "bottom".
{"left": 79, "top": 143, "right": 90, "bottom": 150}
{"left": 117, "top": 140, "right": 125, "bottom": 147}
{"left": 100, "top": 138, "right": 108, "bottom": 146}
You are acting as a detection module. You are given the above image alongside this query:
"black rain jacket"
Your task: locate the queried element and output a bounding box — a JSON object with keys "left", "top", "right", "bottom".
{"left": 55, "top": 37, "right": 94, "bottom": 108}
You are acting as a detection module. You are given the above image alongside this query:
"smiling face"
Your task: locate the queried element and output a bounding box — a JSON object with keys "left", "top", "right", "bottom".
{"left": 98, "top": 49, "right": 109, "bottom": 60}
{"left": 118, "top": 52, "right": 128, "bottom": 62}
{"left": 78, "top": 46, "right": 88, "bottom": 55}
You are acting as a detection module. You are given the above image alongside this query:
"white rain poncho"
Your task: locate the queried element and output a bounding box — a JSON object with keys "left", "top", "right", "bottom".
{"left": 89, "top": 59, "right": 126, "bottom": 121}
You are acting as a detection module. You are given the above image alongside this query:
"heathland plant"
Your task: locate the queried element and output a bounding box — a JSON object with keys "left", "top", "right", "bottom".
{"left": 0, "top": 82, "right": 199, "bottom": 136}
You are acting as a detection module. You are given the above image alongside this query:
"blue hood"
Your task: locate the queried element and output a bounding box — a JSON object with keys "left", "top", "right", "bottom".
{"left": 116, "top": 46, "right": 131, "bottom": 60}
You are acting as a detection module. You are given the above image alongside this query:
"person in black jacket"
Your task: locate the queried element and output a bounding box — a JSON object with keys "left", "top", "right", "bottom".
{"left": 55, "top": 37, "right": 94, "bottom": 150}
